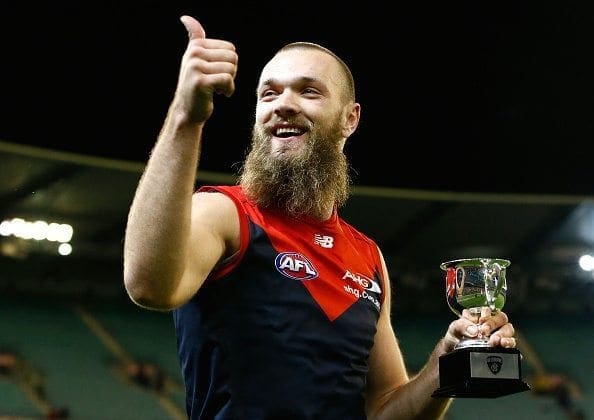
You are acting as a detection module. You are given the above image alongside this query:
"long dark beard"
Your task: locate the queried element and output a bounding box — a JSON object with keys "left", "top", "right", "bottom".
{"left": 239, "top": 120, "right": 351, "bottom": 220}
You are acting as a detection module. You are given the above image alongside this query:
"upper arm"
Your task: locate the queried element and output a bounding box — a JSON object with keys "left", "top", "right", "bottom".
{"left": 365, "top": 249, "right": 410, "bottom": 417}
{"left": 169, "top": 190, "right": 241, "bottom": 307}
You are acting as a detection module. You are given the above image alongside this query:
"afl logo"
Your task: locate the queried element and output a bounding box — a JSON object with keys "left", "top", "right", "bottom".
{"left": 275, "top": 252, "right": 318, "bottom": 281}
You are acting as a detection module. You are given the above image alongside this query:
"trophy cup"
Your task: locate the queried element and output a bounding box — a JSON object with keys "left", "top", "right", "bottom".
{"left": 432, "top": 258, "right": 530, "bottom": 398}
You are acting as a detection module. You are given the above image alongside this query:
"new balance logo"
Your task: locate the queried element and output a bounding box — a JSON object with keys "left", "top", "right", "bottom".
{"left": 314, "top": 234, "right": 334, "bottom": 248}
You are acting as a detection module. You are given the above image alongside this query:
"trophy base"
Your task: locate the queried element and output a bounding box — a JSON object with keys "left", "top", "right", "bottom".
{"left": 432, "top": 346, "right": 530, "bottom": 398}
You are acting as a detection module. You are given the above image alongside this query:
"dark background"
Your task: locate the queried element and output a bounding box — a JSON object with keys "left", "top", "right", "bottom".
{"left": 1, "top": 5, "right": 593, "bottom": 417}
{"left": 2, "top": 1, "right": 593, "bottom": 195}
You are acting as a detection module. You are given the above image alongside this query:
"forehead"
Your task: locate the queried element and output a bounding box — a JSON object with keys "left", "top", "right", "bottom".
{"left": 258, "top": 48, "right": 343, "bottom": 90}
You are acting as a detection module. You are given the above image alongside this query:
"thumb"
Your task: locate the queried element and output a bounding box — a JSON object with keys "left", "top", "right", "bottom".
{"left": 180, "top": 15, "right": 206, "bottom": 40}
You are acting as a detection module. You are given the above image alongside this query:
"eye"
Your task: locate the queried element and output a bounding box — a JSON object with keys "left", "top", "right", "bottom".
{"left": 302, "top": 88, "right": 318, "bottom": 95}
{"left": 259, "top": 89, "right": 278, "bottom": 101}
{"left": 301, "top": 87, "right": 322, "bottom": 98}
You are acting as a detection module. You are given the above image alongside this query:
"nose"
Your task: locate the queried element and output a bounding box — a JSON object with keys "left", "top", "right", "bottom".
{"left": 274, "top": 90, "right": 300, "bottom": 117}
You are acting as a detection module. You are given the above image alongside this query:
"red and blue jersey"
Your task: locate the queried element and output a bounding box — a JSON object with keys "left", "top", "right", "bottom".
{"left": 173, "top": 185, "right": 386, "bottom": 419}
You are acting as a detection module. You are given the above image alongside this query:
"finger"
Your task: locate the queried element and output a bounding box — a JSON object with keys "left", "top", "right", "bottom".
{"left": 501, "top": 336, "right": 516, "bottom": 348}
{"left": 491, "top": 322, "right": 515, "bottom": 339}
{"left": 186, "top": 47, "right": 238, "bottom": 68}
{"left": 481, "top": 310, "right": 509, "bottom": 335}
{"left": 479, "top": 306, "right": 492, "bottom": 322}
{"left": 488, "top": 322, "right": 515, "bottom": 347}
{"left": 478, "top": 306, "right": 493, "bottom": 331}
{"left": 180, "top": 15, "right": 206, "bottom": 40}
{"left": 450, "top": 316, "right": 479, "bottom": 340}
{"left": 490, "top": 334, "right": 516, "bottom": 348}
{"left": 184, "top": 57, "right": 237, "bottom": 97}
{"left": 462, "top": 308, "right": 479, "bottom": 324}
{"left": 206, "top": 74, "right": 235, "bottom": 96}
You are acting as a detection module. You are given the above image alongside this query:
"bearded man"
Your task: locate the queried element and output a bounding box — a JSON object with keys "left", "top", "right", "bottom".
{"left": 124, "top": 15, "right": 518, "bottom": 420}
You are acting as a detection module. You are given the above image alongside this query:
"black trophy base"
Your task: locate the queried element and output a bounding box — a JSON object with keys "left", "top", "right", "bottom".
{"left": 432, "top": 346, "right": 531, "bottom": 398}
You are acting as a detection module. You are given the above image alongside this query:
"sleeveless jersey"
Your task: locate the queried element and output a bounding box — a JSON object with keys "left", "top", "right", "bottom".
{"left": 173, "top": 185, "right": 386, "bottom": 419}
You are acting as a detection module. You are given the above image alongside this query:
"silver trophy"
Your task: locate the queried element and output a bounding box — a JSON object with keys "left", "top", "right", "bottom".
{"left": 445, "top": 258, "right": 508, "bottom": 348}
{"left": 432, "top": 258, "right": 530, "bottom": 398}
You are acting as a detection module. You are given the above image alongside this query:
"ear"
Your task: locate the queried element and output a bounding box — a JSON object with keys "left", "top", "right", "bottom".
{"left": 342, "top": 102, "right": 361, "bottom": 138}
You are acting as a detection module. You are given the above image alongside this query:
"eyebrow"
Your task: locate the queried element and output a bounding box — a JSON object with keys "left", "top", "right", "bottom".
{"left": 257, "top": 76, "right": 324, "bottom": 93}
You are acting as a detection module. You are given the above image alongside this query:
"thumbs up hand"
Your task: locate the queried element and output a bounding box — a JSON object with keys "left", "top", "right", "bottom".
{"left": 175, "top": 16, "right": 238, "bottom": 124}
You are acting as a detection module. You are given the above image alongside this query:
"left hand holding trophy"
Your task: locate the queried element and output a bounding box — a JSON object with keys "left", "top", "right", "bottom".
{"left": 432, "top": 258, "right": 531, "bottom": 398}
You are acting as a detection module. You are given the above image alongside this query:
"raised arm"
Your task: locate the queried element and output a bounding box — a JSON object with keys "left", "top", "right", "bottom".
{"left": 123, "top": 16, "right": 238, "bottom": 311}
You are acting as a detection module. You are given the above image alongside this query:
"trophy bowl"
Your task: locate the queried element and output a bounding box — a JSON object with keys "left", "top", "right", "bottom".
{"left": 441, "top": 258, "right": 509, "bottom": 349}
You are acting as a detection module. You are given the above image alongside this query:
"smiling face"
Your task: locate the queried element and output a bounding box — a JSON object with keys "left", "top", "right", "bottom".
{"left": 239, "top": 44, "right": 361, "bottom": 220}
{"left": 254, "top": 46, "right": 359, "bottom": 159}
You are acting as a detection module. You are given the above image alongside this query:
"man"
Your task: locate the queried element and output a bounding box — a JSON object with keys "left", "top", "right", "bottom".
{"left": 123, "top": 15, "right": 518, "bottom": 419}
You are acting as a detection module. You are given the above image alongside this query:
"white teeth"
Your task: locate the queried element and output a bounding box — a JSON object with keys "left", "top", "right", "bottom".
{"left": 275, "top": 127, "right": 301, "bottom": 136}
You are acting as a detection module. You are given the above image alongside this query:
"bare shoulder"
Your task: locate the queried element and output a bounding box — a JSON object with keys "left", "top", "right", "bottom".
{"left": 192, "top": 190, "right": 237, "bottom": 209}
{"left": 191, "top": 190, "right": 239, "bottom": 226}
{"left": 191, "top": 190, "right": 240, "bottom": 253}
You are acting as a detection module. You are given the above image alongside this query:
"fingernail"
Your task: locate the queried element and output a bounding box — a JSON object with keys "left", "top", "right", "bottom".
{"left": 466, "top": 325, "right": 478, "bottom": 336}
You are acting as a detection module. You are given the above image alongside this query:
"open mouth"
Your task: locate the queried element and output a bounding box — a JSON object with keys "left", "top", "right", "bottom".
{"left": 273, "top": 126, "right": 306, "bottom": 138}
